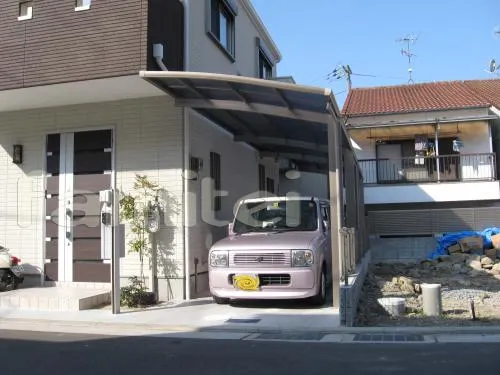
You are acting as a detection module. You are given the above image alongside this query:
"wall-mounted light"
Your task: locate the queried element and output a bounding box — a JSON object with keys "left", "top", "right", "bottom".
{"left": 13, "top": 145, "right": 23, "bottom": 164}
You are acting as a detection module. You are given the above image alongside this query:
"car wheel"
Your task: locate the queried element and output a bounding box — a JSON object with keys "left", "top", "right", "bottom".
{"left": 311, "top": 266, "right": 327, "bottom": 306}
{"left": 213, "top": 296, "right": 230, "bottom": 305}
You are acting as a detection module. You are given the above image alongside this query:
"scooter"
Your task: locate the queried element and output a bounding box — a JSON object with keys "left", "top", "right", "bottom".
{"left": 0, "top": 246, "right": 24, "bottom": 291}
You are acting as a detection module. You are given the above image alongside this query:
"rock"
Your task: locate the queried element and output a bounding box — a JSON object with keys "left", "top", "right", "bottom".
{"left": 485, "top": 248, "right": 498, "bottom": 260}
{"left": 490, "top": 263, "right": 500, "bottom": 275}
{"left": 481, "top": 256, "right": 495, "bottom": 267}
{"left": 468, "top": 260, "right": 483, "bottom": 271}
{"left": 447, "top": 243, "right": 462, "bottom": 254}
{"left": 483, "top": 264, "right": 494, "bottom": 270}
{"left": 491, "top": 234, "right": 500, "bottom": 249}
{"left": 450, "top": 253, "right": 469, "bottom": 264}
{"left": 414, "top": 283, "right": 422, "bottom": 294}
{"left": 397, "top": 276, "right": 417, "bottom": 294}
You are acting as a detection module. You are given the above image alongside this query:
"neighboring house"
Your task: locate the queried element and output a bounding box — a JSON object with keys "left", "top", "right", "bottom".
{"left": 342, "top": 79, "right": 500, "bottom": 262}
{"left": 0, "top": 0, "right": 283, "bottom": 301}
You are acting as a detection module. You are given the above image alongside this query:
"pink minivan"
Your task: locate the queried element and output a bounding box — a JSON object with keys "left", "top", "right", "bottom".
{"left": 209, "top": 196, "right": 332, "bottom": 305}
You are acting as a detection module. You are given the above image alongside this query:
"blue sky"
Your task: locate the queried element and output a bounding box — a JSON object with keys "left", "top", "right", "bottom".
{"left": 251, "top": 0, "right": 500, "bottom": 107}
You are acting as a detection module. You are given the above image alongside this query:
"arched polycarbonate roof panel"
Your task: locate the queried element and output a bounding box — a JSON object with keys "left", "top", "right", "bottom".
{"left": 139, "top": 71, "right": 342, "bottom": 172}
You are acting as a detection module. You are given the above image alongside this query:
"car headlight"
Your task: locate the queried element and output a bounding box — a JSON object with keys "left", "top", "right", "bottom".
{"left": 292, "top": 250, "right": 314, "bottom": 267}
{"left": 210, "top": 250, "right": 229, "bottom": 267}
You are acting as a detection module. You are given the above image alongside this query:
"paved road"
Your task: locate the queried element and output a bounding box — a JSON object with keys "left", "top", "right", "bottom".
{"left": 1, "top": 329, "right": 500, "bottom": 375}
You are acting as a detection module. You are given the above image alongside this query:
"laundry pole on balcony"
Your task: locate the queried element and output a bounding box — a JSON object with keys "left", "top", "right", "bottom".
{"left": 435, "top": 120, "right": 441, "bottom": 182}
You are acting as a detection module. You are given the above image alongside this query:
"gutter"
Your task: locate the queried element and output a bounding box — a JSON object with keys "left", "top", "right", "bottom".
{"left": 179, "top": 0, "right": 191, "bottom": 301}
{"left": 346, "top": 115, "right": 499, "bottom": 129}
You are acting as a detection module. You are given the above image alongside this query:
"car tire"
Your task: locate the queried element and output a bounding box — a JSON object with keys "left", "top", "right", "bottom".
{"left": 311, "top": 266, "right": 327, "bottom": 306}
{"left": 213, "top": 296, "right": 230, "bottom": 305}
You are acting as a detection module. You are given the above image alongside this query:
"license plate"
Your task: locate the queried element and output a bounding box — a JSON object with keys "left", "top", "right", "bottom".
{"left": 233, "top": 274, "right": 260, "bottom": 291}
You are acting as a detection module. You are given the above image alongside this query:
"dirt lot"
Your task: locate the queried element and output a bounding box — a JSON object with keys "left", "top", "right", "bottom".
{"left": 356, "top": 252, "right": 500, "bottom": 326}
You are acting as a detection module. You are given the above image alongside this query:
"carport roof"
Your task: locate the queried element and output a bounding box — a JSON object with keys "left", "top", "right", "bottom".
{"left": 139, "top": 71, "right": 343, "bottom": 173}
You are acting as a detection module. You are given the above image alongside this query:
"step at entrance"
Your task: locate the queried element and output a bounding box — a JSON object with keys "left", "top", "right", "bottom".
{"left": 0, "top": 286, "right": 110, "bottom": 312}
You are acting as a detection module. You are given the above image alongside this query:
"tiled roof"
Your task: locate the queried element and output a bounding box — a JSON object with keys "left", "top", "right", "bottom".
{"left": 342, "top": 80, "right": 494, "bottom": 117}
{"left": 463, "top": 79, "right": 500, "bottom": 111}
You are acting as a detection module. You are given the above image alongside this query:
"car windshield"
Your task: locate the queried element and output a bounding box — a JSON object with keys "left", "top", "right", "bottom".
{"left": 233, "top": 200, "right": 318, "bottom": 234}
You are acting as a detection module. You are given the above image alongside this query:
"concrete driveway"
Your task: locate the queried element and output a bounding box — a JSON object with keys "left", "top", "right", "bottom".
{"left": 0, "top": 293, "right": 340, "bottom": 333}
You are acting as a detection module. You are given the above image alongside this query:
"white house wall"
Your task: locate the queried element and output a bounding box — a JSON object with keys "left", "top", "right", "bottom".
{"left": 188, "top": 0, "right": 278, "bottom": 77}
{"left": 187, "top": 111, "right": 278, "bottom": 296}
{"left": 365, "top": 181, "right": 500, "bottom": 204}
{"left": 279, "top": 172, "right": 328, "bottom": 199}
{"left": 0, "top": 96, "right": 186, "bottom": 300}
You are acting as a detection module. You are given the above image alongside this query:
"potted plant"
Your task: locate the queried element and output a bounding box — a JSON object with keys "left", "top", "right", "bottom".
{"left": 119, "top": 174, "right": 161, "bottom": 308}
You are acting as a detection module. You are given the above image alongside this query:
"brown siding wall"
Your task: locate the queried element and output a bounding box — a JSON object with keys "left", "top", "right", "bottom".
{"left": 147, "top": 0, "right": 184, "bottom": 71}
{"left": 0, "top": 0, "right": 149, "bottom": 90}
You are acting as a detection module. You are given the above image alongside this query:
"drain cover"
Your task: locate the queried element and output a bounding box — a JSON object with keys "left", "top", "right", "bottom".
{"left": 354, "top": 333, "right": 424, "bottom": 342}
{"left": 255, "top": 332, "right": 325, "bottom": 341}
{"left": 226, "top": 318, "right": 261, "bottom": 324}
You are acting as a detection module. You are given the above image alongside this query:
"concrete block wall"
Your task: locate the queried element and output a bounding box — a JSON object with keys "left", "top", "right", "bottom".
{"left": 369, "top": 237, "right": 435, "bottom": 263}
{"left": 340, "top": 251, "right": 371, "bottom": 327}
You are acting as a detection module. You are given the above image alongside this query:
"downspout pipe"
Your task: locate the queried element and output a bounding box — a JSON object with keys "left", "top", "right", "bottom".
{"left": 179, "top": 0, "right": 191, "bottom": 300}
{"left": 153, "top": 43, "right": 169, "bottom": 71}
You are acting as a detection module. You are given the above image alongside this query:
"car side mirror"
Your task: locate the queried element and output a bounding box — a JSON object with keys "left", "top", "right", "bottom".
{"left": 228, "top": 222, "right": 234, "bottom": 236}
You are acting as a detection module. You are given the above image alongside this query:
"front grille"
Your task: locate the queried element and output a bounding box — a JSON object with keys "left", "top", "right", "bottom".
{"left": 259, "top": 274, "right": 291, "bottom": 286}
{"left": 232, "top": 252, "right": 290, "bottom": 266}
{"left": 228, "top": 274, "right": 291, "bottom": 286}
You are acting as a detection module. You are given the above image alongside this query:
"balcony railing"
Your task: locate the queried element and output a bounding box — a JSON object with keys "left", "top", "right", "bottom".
{"left": 359, "top": 153, "right": 497, "bottom": 185}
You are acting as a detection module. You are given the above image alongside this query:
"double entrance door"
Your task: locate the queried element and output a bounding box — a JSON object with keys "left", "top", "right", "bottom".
{"left": 45, "top": 129, "right": 113, "bottom": 282}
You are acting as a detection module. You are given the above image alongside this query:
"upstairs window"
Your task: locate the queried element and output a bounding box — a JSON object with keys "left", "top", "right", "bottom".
{"left": 256, "top": 38, "right": 274, "bottom": 79}
{"left": 18, "top": 1, "right": 33, "bottom": 21}
{"left": 208, "top": 0, "right": 237, "bottom": 60}
{"left": 75, "top": 0, "right": 92, "bottom": 11}
{"left": 259, "top": 49, "right": 273, "bottom": 79}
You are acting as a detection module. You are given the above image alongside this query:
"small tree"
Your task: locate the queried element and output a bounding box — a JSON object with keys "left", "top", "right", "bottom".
{"left": 119, "top": 174, "right": 160, "bottom": 306}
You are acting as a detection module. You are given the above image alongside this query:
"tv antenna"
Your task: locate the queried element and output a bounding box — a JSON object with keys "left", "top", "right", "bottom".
{"left": 397, "top": 33, "right": 419, "bottom": 84}
{"left": 486, "top": 58, "right": 500, "bottom": 76}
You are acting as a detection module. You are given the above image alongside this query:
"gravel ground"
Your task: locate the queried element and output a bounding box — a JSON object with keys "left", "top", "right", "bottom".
{"left": 356, "top": 254, "right": 500, "bottom": 326}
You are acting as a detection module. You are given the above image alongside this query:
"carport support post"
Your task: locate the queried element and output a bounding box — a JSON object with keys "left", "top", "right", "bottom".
{"left": 326, "top": 109, "right": 343, "bottom": 308}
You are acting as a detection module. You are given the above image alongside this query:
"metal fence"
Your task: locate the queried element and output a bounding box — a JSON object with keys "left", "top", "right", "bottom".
{"left": 359, "top": 153, "right": 496, "bottom": 185}
{"left": 340, "top": 227, "right": 363, "bottom": 285}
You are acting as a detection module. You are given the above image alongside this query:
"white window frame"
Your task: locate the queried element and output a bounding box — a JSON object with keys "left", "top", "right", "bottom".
{"left": 255, "top": 38, "right": 274, "bottom": 79}
{"left": 18, "top": 1, "right": 33, "bottom": 21}
{"left": 75, "top": 0, "right": 92, "bottom": 12}
{"left": 206, "top": 0, "right": 238, "bottom": 60}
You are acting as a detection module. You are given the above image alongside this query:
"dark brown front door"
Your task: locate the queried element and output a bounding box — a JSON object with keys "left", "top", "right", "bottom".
{"left": 45, "top": 129, "right": 113, "bottom": 282}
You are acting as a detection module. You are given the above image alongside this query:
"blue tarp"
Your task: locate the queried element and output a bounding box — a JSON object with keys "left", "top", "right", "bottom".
{"left": 428, "top": 227, "right": 500, "bottom": 260}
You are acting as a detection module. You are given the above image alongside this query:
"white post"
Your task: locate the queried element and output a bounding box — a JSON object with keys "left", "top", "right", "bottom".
{"left": 111, "top": 189, "right": 121, "bottom": 314}
{"left": 327, "top": 106, "right": 342, "bottom": 308}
